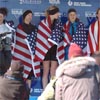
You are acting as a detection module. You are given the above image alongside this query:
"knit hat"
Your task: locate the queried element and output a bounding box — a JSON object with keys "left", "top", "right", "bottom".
{"left": 68, "top": 43, "right": 83, "bottom": 59}
{"left": 22, "top": 10, "right": 33, "bottom": 20}
{"left": 67, "top": 8, "right": 76, "bottom": 14}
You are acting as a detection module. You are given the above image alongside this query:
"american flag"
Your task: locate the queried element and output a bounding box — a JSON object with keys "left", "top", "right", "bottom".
{"left": 34, "top": 18, "right": 64, "bottom": 65}
{"left": 72, "top": 22, "right": 88, "bottom": 52}
{"left": 87, "top": 21, "right": 99, "bottom": 55}
{"left": 48, "top": 20, "right": 64, "bottom": 45}
{"left": 63, "top": 21, "right": 73, "bottom": 47}
{"left": 12, "top": 25, "right": 40, "bottom": 80}
{"left": 26, "top": 29, "right": 37, "bottom": 55}
{"left": 63, "top": 21, "right": 88, "bottom": 53}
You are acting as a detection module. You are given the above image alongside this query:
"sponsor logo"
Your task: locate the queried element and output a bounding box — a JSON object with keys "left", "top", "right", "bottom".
{"left": 49, "top": 0, "right": 60, "bottom": 4}
{"left": 85, "top": 11, "right": 96, "bottom": 17}
{"left": 68, "top": 0, "right": 73, "bottom": 6}
{"left": 19, "top": 0, "right": 42, "bottom": 4}
{"left": 67, "top": 0, "right": 92, "bottom": 7}
{"left": 74, "top": 2, "right": 92, "bottom": 7}
{"left": 0, "top": 0, "right": 8, "bottom": 2}
{"left": 85, "top": 11, "right": 96, "bottom": 26}
{"left": 11, "top": 9, "right": 23, "bottom": 19}
{"left": 34, "top": 12, "right": 45, "bottom": 17}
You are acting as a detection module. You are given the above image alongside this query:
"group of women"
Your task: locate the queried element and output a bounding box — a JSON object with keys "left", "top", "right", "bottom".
{"left": 0, "top": 5, "right": 100, "bottom": 91}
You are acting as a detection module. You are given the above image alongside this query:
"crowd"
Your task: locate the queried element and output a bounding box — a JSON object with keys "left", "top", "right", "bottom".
{"left": 0, "top": 5, "right": 100, "bottom": 100}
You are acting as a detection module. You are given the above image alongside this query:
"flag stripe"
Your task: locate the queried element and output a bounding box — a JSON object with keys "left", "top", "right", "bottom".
{"left": 34, "top": 18, "right": 64, "bottom": 67}
{"left": 63, "top": 21, "right": 72, "bottom": 46}
{"left": 37, "top": 34, "right": 49, "bottom": 50}
{"left": 13, "top": 53, "right": 32, "bottom": 67}
{"left": 39, "top": 21, "right": 51, "bottom": 34}
{"left": 16, "top": 40, "right": 29, "bottom": 50}
{"left": 14, "top": 48, "right": 31, "bottom": 59}
{"left": 12, "top": 25, "right": 40, "bottom": 79}
{"left": 87, "top": 21, "right": 99, "bottom": 54}
{"left": 88, "top": 22, "right": 96, "bottom": 52}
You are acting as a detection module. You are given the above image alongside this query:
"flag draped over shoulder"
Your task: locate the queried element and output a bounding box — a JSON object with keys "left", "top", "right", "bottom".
{"left": 12, "top": 24, "right": 40, "bottom": 80}
{"left": 63, "top": 21, "right": 72, "bottom": 47}
{"left": 87, "top": 21, "right": 99, "bottom": 55}
{"left": 63, "top": 21, "right": 88, "bottom": 53}
{"left": 72, "top": 22, "right": 88, "bottom": 53}
{"left": 34, "top": 18, "right": 64, "bottom": 65}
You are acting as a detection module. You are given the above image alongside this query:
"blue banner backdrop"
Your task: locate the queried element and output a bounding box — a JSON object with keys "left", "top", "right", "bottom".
{"left": 0, "top": 0, "right": 100, "bottom": 100}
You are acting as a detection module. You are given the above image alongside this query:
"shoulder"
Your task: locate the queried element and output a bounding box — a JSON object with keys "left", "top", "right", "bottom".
{"left": 17, "top": 24, "right": 23, "bottom": 29}
{"left": 31, "top": 24, "right": 38, "bottom": 30}
{"left": 56, "top": 19, "right": 62, "bottom": 25}
{"left": 39, "top": 19, "right": 45, "bottom": 24}
{"left": 64, "top": 21, "right": 70, "bottom": 28}
{"left": 89, "top": 21, "right": 97, "bottom": 28}
{"left": 78, "top": 21, "right": 84, "bottom": 26}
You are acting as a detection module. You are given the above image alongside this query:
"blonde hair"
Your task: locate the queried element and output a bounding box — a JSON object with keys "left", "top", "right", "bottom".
{"left": 45, "top": 5, "right": 59, "bottom": 18}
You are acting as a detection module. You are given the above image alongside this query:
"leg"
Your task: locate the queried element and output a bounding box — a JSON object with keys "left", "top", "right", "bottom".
{"left": 26, "top": 70, "right": 33, "bottom": 89}
{"left": 50, "top": 61, "right": 58, "bottom": 79}
{"left": 0, "top": 50, "right": 5, "bottom": 74}
{"left": 42, "top": 61, "right": 50, "bottom": 89}
{"left": 4, "top": 50, "right": 12, "bottom": 71}
{"left": 26, "top": 79, "right": 31, "bottom": 89}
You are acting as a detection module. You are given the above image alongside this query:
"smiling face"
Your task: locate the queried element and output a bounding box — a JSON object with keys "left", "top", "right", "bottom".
{"left": 24, "top": 13, "right": 33, "bottom": 24}
{"left": 68, "top": 11, "right": 77, "bottom": 23}
{"left": 0, "top": 13, "right": 5, "bottom": 24}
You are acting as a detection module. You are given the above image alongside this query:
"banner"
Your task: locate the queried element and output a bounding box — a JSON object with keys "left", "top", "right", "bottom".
{"left": 0, "top": 0, "right": 99, "bottom": 27}
{"left": 0, "top": 0, "right": 100, "bottom": 100}
{"left": 30, "top": 77, "right": 43, "bottom": 100}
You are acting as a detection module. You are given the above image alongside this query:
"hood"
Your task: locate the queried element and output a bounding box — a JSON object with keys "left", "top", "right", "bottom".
{"left": 56, "top": 57, "right": 96, "bottom": 78}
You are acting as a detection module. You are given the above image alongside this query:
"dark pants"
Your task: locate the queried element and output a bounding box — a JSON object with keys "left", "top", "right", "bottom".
{"left": 0, "top": 50, "right": 11, "bottom": 74}
{"left": 44, "top": 45, "right": 57, "bottom": 61}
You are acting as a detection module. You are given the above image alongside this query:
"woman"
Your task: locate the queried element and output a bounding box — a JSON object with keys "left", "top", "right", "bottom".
{"left": 55, "top": 56, "right": 100, "bottom": 100}
{"left": 34, "top": 5, "right": 64, "bottom": 89}
{"left": 87, "top": 8, "right": 100, "bottom": 55}
{"left": 0, "top": 7, "right": 14, "bottom": 75}
{"left": 63, "top": 8, "right": 87, "bottom": 59}
{"left": 12, "top": 10, "right": 40, "bottom": 89}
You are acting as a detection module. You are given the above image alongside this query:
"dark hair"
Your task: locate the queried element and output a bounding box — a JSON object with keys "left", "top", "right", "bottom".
{"left": 45, "top": 5, "right": 59, "bottom": 17}
{"left": 67, "top": 8, "right": 77, "bottom": 14}
{"left": 22, "top": 10, "right": 33, "bottom": 20}
{"left": 0, "top": 7, "right": 8, "bottom": 16}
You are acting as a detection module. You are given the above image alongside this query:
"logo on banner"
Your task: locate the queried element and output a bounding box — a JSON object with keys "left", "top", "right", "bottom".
{"left": 0, "top": 0, "right": 8, "bottom": 2}
{"left": 19, "top": 0, "right": 42, "bottom": 4}
{"left": 34, "top": 12, "right": 45, "bottom": 17}
{"left": 85, "top": 11, "right": 96, "bottom": 17}
{"left": 11, "top": 9, "right": 23, "bottom": 19}
{"left": 68, "top": 0, "right": 73, "bottom": 6}
{"left": 85, "top": 11, "right": 96, "bottom": 27}
{"left": 49, "top": 0, "right": 60, "bottom": 4}
{"left": 74, "top": 2, "right": 92, "bottom": 7}
{"left": 67, "top": 0, "right": 92, "bottom": 7}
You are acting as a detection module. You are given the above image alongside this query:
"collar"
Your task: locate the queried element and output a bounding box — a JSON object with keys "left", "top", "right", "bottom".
{"left": 70, "top": 22, "right": 78, "bottom": 26}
